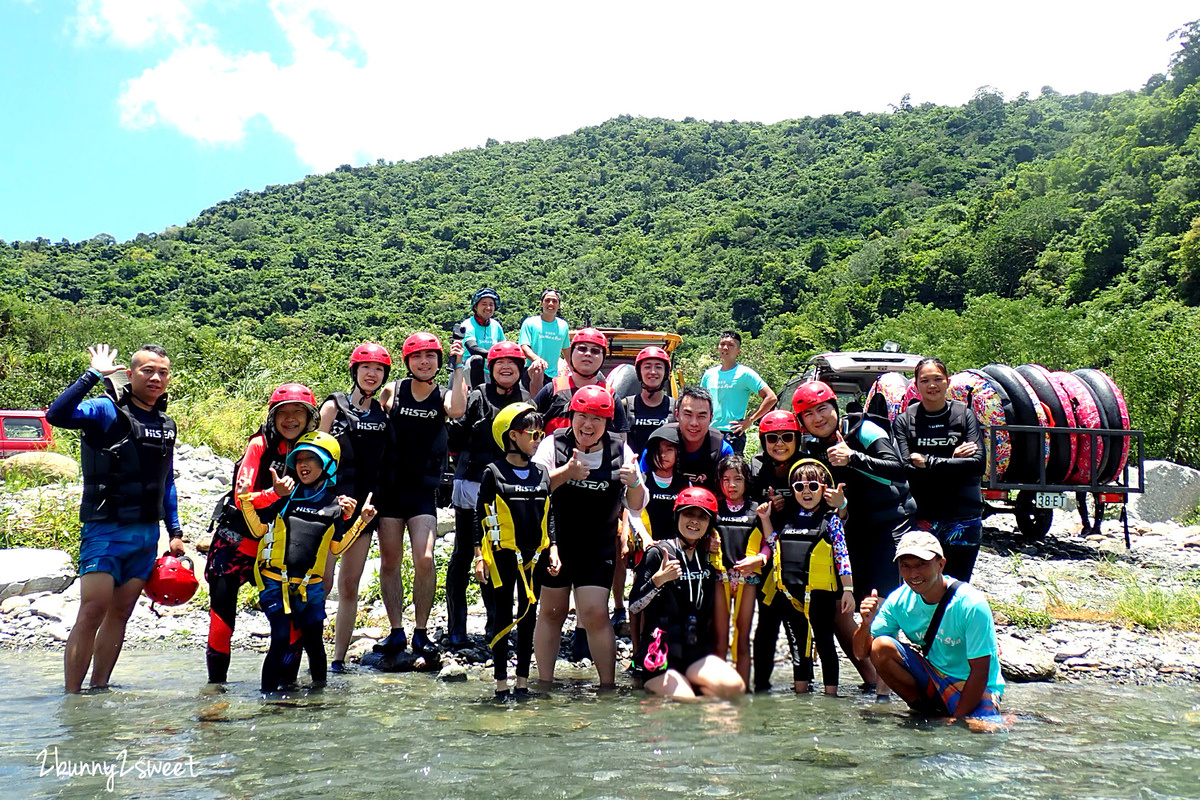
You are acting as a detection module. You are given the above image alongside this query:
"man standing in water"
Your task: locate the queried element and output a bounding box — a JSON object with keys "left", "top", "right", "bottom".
{"left": 47, "top": 344, "right": 185, "bottom": 692}
{"left": 699, "top": 331, "right": 776, "bottom": 456}
{"left": 853, "top": 531, "right": 1005, "bottom": 725}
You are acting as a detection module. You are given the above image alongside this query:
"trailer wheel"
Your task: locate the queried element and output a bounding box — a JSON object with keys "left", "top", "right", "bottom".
{"left": 1014, "top": 491, "right": 1053, "bottom": 539}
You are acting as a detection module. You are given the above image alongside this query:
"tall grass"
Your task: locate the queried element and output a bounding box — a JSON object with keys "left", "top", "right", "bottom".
{"left": 1113, "top": 582, "right": 1200, "bottom": 631}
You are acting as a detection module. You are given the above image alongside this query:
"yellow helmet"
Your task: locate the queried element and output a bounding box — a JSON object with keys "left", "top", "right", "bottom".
{"left": 492, "top": 402, "right": 538, "bottom": 451}
{"left": 287, "top": 430, "right": 341, "bottom": 479}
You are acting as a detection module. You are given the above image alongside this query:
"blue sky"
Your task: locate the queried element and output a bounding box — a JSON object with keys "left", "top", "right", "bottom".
{"left": 2, "top": 1, "right": 1196, "bottom": 244}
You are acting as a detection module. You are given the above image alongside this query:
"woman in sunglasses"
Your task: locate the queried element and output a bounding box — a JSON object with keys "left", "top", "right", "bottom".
{"left": 749, "top": 410, "right": 804, "bottom": 527}
{"left": 755, "top": 459, "right": 854, "bottom": 695}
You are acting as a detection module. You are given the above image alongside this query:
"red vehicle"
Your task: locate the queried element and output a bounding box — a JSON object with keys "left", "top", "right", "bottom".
{"left": 0, "top": 410, "right": 54, "bottom": 458}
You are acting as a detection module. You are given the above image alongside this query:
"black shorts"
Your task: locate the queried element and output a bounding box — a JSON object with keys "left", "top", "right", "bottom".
{"left": 535, "top": 549, "right": 615, "bottom": 591}
{"left": 379, "top": 490, "right": 437, "bottom": 521}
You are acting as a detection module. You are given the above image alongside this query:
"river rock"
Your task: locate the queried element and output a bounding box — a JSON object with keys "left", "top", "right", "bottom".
{"left": 1054, "top": 641, "right": 1091, "bottom": 662}
{"left": 998, "top": 635, "right": 1057, "bottom": 682}
{"left": 1128, "top": 461, "right": 1200, "bottom": 523}
{"left": 0, "top": 596, "right": 31, "bottom": 614}
{"left": 30, "top": 593, "right": 67, "bottom": 621}
{"left": 437, "top": 662, "right": 468, "bottom": 682}
{"left": 0, "top": 451, "right": 80, "bottom": 484}
{"left": 1097, "top": 539, "right": 1128, "bottom": 557}
{"left": 43, "top": 623, "right": 70, "bottom": 642}
{"left": 0, "top": 548, "right": 75, "bottom": 601}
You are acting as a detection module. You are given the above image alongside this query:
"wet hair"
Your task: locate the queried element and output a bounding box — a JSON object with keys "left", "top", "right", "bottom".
{"left": 915, "top": 357, "right": 949, "bottom": 380}
{"left": 719, "top": 330, "right": 742, "bottom": 346}
{"left": 131, "top": 344, "right": 168, "bottom": 366}
{"left": 541, "top": 288, "right": 561, "bottom": 301}
{"left": 716, "top": 455, "right": 752, "bottom": 495}
{"left": 677, "top": 385, "right": 714, "bottom": 415}
{"left": 650, "top": 438, "right": 679, "bottom": 473}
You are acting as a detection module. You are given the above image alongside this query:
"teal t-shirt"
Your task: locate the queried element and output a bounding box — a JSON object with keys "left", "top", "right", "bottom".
{"left": 871, "top": 581, "right": 1005, "bottom": 697}
{"left": 518, "top": 316, "right": 571, "bottom": 378}
{"left": 699, "top": 364, "right": 768, "bottom": 432}
{"left": 461, "top": 316, "right": 505, "bottom": 351}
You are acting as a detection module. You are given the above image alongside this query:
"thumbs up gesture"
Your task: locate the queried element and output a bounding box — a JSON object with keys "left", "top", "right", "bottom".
{"left": 654, "top": 554, "right": 682, "bottom": 587}
{"left": 565, "top": 447, "right": 590, "bottom": 480}
{"left": 823, "top": 482, "right": 847, "bottom": 509}
{"left": 827, "top": 431, "right": 852, "bottom": 467}
{"left": 768, "top": 485, "right": 785, "bottom": 512}
{"left": 858, "top": 588, "right": 881, "bottom": 622}
{"left": 619, "top": 453, "right": 641, "bottom": 486}
{"left": 270, "top": 467, "right": 295, "bottom": 496}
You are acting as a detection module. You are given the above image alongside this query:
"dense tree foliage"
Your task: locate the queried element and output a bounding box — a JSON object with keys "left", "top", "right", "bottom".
{"left": 2, "top": 25, "right": 1198, "bottom": 465}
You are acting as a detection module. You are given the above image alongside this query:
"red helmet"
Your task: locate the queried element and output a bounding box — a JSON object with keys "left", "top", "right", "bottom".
{"left": 635, "top": 345, "right": 670, "bottom": 372}
{"left": 349, "top": 342, "right": 392, "bottom": 389}
{"left": 569, "top": 384, "right": 615, "bottom": 419}
{"left": 144, "top": 554, "right": 199, "bottom": 606}
{"left": 674, "top": 486, "right": 718, "bottom": 519}
{"left": 792, "top": 381, "right": 837, "bottom": 416}
{"left": 487, "top": 340, "right": 525, "bottom": 365}
{"left": 269, "top": 383, "right": 318, "bottom": 418}
{"left": 350, "top": 342, "right": 392, "bottom": 369}
{"left": 570, "top": 328, "right": 608, "bottom": 351}
{"left": 759, "top": 410, "right": 800, "bottom": 434}
{"left": 402, "top": 332, "right": 443, "bottom": 367}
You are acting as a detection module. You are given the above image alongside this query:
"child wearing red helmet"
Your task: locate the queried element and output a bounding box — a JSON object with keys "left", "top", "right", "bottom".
{"left": 629, "top": 487, "right": 745, "bottom": 698}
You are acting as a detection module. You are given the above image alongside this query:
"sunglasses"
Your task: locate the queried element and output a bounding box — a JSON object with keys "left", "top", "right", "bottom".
{"left": 764, "top": 432, "right": 796, "bottom": 445}
{"left": 517, "top": 429, "right": 545, "bottom": 441}
{"left": 574, "top": 345, "right": 604, "bottom": 356}
{"left": 792, "top": 480, "right": 824, "bottom": 493}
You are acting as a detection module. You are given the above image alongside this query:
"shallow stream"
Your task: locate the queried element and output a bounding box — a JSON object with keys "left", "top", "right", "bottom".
{"left": 2, "top": 650, "right": 1198, "bottom": 799}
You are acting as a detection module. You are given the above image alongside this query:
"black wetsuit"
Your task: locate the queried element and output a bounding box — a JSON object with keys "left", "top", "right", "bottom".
{"left": 630, "top": 539, "right": 719, "bottom": 677}
{"left": 384, "top": 379, "right": 449, "bottom": 518}
{"left": 327, "top": 391, "right": 389, "bottom": 531}
{"left": 623, "top": 394, "right": 674, "bottom": 458}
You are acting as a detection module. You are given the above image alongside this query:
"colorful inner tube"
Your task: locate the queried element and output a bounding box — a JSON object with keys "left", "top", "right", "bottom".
{"left": 1050, "top": 371, "right": 1105, "bottom": 485}
{"left": 1073, "top": 368, "right": 1131, "bottom": 484}
{"left": 865, "top": 372, "right": 914, "bottom": 424}
{"left": 949, "top": 369, "right": 1010, "bottom": 481}
{"left": 1016, "top": 364, "right": 1076, "bottom": 484}
{"left": 982, "top": 364, "right": 1050, "bottom": 483}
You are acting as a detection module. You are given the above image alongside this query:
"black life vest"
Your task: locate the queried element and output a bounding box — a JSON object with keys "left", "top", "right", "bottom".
{"left": 639, "top": 471, "right": 691, "bottom": 541}
{"left": 327, "top": 391, "right": 389, "bottom": 499}
{"left": 716, "top": 500, "right": 764, "bottom": 572}
{"left": 677, "top": 428, "right": 726, "bottom": 491}
{"left": 386, "top": 379, "right": 448, "bottom": 490}
{"left": 210, "top": 430, "right": 289, "bottom": 542}
{"left": 480, "top": 460, "right": 552, "bottom": 555}
{"left": 461, "top": 384, "right": 530, "bottom": 481}
{"left": 257, "top": 492, "right": 345, "bottom": 584}
{"left": 550, "top": 428, "right": 625, "bottom": 559}
{"left": 623, "top": 394, "right": 675, "bottom": 458}
{"left": 772, "top": 512, "right": 837, "bottom": 592}
{"left": 79, "top": 386, "right": 176, "bottom": 525}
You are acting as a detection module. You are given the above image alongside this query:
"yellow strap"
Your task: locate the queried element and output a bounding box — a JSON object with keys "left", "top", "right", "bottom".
{"left": 730, "top": 581, "right": 745, "bottom": 663}
{"left": 488, "top": 558, "right": 539, "bottom": 650}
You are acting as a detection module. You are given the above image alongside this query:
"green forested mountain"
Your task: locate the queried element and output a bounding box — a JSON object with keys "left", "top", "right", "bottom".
{"left": 2, "top": 22, "right": 1199, "bottom": 464}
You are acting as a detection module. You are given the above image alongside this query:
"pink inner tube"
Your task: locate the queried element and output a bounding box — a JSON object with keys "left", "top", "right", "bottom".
{"left": 1089, "top": 369, "right": 1131, "bottom": 479}
{"left": 1024, "top": 363, "right": 1077, "bottom": 476}
{"left": 1051, "top": 371, "right": 1105, "bottom": 485}
{"left": 865, "top": 372, "right": 913, "bottom": 423}
{"left": 949, "top": 370, "right": 1011, "bottom": 481}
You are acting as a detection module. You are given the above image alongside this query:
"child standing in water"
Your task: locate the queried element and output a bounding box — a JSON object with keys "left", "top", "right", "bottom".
{"left": 712, "top": 455, "right": 772, "bottom": 690}
{"left": 758, "top": 459, "right": 853, "bottom": 695}
{"left": 239, "top": 431, "right": 376, "bottom": 692}
{"left": 474, "top": 404, "right": 556, "bottom": 700}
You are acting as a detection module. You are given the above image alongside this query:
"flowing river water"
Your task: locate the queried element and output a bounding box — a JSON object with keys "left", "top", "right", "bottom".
{"left": 2, "top": 649, "right": 1198, "bottom": 799}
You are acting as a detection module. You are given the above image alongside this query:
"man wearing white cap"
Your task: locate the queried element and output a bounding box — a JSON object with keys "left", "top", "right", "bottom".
{"left": 853, "top": 530, "right": 1005, "bottom": 724}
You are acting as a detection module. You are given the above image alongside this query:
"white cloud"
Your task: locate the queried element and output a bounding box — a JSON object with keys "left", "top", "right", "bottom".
{"left": 109, "top": 0, "right": 1200, "bottom": 172}
{"left": 74, "top": 0, "right": 203, "bottom": 47}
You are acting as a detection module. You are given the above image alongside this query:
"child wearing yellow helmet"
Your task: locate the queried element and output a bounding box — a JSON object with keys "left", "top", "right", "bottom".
{"left": 472, "top": 403, "right": 555, "bottom": 699}
{"left": 238, "top": 431, "right": 377, "bottom": 692}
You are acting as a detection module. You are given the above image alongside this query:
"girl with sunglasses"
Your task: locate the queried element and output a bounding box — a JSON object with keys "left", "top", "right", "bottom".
{"left": 756, "top": 459, "right": 853, "bottom": 695}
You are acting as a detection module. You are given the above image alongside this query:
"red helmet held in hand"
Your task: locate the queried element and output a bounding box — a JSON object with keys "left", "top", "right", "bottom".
{"left": 144, "top": 554, "right": 199, "bottom": 606}
{"left": 569, "top": 384, "right": 615, "bottom": 419}
{"left": 792, "top": 381, "right": 837, "bottom": 417}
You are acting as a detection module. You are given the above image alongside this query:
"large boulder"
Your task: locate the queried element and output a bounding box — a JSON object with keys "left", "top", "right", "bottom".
{"left": 0, "top": 548, "right": 75, "bottom": 601}
{"left": 998, "top": 634, "right": 1057, "bottom": 682}
{"left": 1128, "top": 461, "right": 1200, "bottom": 523}
{"left": 1, "top": 452, "right": 80, "bottom": 484}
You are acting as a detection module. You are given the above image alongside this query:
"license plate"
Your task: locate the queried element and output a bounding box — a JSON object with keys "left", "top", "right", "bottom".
{"left": 1035, "top": 492, "right": 1065, "bottom": 509}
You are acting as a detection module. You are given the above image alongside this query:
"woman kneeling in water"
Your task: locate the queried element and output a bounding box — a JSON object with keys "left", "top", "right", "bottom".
{"left": 630, "top": 487, "right": 746, "bottom": 699}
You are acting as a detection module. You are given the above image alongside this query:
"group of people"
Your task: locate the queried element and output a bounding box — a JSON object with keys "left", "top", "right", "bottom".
{"left": 48, "top": 288, "right": 1006, "bottom": 724}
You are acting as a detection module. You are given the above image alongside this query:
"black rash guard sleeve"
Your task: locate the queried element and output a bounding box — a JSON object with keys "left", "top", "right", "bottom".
{"left": 473, "top": 466, "right": 497, "bottom": 548}
{"left": 926, "top": 406, "right": 987, "bottom": 476}
{"left": 848, "top": 433, "right": 909, "bottom": 481}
